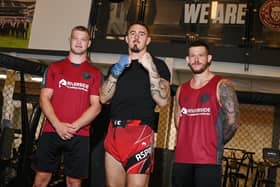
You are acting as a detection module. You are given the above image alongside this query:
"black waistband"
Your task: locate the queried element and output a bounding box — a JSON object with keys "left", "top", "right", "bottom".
{"left": 111, "top": 119, "right": 149, "bottom": 128}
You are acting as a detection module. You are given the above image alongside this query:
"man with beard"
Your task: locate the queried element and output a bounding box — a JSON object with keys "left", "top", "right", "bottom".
{"left": 172, "top": 40, "right": 240, "bottom": 187}
{"left": 99, "top": 22, "right": 170, "bottom": 187}
{"left": 32, "top": 25, "right": 102, "bottom": 187}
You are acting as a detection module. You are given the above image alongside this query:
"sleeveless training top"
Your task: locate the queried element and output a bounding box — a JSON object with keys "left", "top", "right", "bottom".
{"left": 175, "top": 75, "right": 225, "bottom": 165}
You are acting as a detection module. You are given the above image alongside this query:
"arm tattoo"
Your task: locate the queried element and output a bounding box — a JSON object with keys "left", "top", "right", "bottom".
{"left": 150, "top": 63, "right": 160, "bottom": 79}
{"left": 151, "top": 78, "right": 169, "bottom": 100}
{"left": 149, "top": 63, "right": 170, "bottom": 106}
{"left": 102, "top": 79, "right": 116, "bottom": 95}
{"left": 100, "top": 78, "right": 117, "bottom": 103}
{"left": 219, "top": 80, "right": 240, "bottom": 144}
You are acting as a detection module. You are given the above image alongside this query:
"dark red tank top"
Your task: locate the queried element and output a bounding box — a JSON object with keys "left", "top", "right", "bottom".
{"left": 175, "top": 75, "right": 224, "bottom": 165}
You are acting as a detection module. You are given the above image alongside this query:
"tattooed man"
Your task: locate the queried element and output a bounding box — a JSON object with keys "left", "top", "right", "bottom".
{"left": 99, "top": 22, "right": 170, "bottom": 187}
{"left": 172, "top": 40, "right": 239, "bottom": 187}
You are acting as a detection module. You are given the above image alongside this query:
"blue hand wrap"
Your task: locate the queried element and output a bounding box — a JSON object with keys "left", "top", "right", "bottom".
{"left": 111, "top": 55, "right": 129, "bottom": 79}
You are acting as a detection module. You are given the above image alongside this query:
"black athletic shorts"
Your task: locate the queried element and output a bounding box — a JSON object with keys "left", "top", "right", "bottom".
{"left": 32, "top": 132, "right": 90, "bottom": 179}
{"left": 172, "top": 162, "right": 222, "bottom": 187}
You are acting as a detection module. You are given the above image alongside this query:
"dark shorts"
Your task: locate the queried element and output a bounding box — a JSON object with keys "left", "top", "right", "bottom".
{"left": 104, "top": 120, "right": 154, "bottom": 174}
{"left": 172, "top": 162, "right": 222, "bottom": 187}
{"left": 32, "top": 132, "right": 90, "bottom": 179}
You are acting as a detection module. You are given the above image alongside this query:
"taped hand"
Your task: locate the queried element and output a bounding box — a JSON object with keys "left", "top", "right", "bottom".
{"left": 111, "top": 55, "right": 130, "bottom": 79}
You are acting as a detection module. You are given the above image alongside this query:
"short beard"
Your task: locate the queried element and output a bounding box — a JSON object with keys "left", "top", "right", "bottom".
{"left": 188, "top": 62, "right": 210, "bottom": 74}
{"left": 130, "top": 44, "right": 140, "bottom": 53}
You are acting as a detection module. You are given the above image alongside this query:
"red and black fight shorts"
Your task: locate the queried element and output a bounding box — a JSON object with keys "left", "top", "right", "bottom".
{"left": 104, "top": 119, "right": 154, "bottom": 174}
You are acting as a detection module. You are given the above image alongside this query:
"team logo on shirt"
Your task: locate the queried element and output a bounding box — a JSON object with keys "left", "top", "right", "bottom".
{"left": 180, "top": 107, "right": 211, "bottom": 116}
{"left": 200, "top": 93, "right": 210, "bottom": 103}
{"left": 82, "top": 72, "right": 91, "bottom": 79}
{"left": 58, "top": 79, "right": 89, "bottom": 91}
{"left": 59, "top": 79, "right": 67, "bottom": 87}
